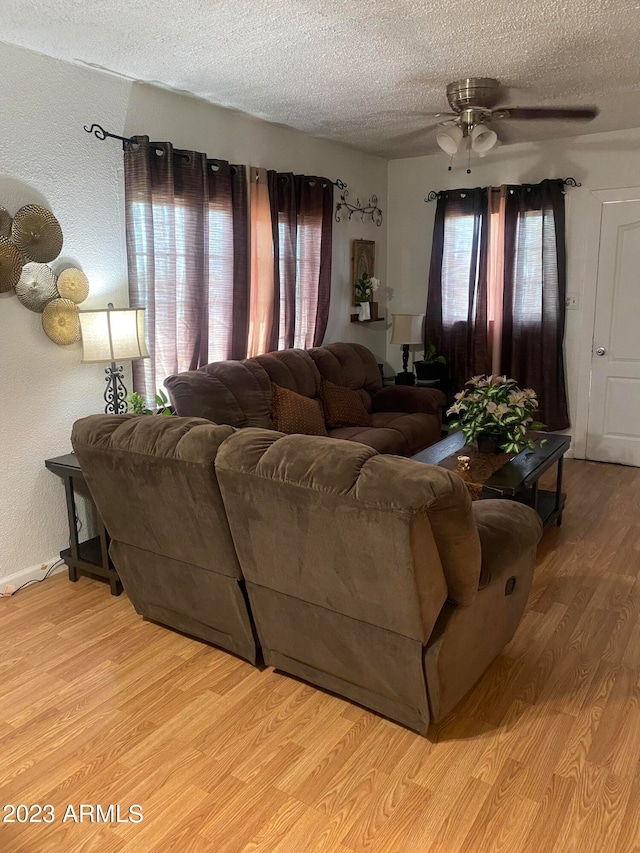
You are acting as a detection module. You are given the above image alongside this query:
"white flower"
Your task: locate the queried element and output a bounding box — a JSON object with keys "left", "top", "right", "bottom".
{"left": 467, "top": 375, "right": 484, "bottom": 386}
{"left": 454, "top": 391, "right": 467, "bottom": 401}
{"left": 447, "top": 401, "right": 466, "bottom": 415}
{"left": 508, "top": 390, "right": 526, "bottom": 405}
{"left": 368, "top": 276, "right": 380, "bottom": 292}
{"left": 486, "top": 402, "right": 498, "bottom": 414}
{"left": 494, "top": 403, "right": 509, "bottom": 417}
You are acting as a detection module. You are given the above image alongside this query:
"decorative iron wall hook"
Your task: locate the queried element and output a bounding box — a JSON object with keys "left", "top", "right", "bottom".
{"left": 335, "top": 185, "right": 383, "bottom": 226}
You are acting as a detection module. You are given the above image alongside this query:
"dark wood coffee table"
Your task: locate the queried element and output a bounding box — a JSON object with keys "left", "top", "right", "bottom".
{"left": 412, "top": 432, "right": 570, "bottom": 528}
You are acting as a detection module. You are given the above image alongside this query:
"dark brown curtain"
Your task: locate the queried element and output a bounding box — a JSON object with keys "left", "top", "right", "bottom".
{"left": 125, "top": 138, "right": 333, "bottom": 402}
{"left": 270, "top": 174, "right": 333, "bottom": 349}
{"left": 502, "top": 179, "right": 569, "bottom": 430}
{"left": 425, "top": 188, "right": 490, "bottom": 392}
{"left": 125, "top": 136, "right": 248, "bottom": 402}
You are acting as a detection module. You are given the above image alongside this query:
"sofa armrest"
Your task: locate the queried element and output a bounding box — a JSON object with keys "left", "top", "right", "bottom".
{"left": 472, "top": 499, "right": 543, "bottom": 589}
{"left": 371, "top": 385, "right": 446, "bottom": 416}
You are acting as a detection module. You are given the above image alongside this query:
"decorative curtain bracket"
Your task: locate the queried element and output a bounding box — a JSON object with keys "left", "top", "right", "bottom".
{"left": 84, "top": 123, "right": 132, "bottom": 150}
{"left": 424, "top": 177, "right": 582, "bottom": 203}
{"left": 335, "top": 185, "right": 383, "bottom": 226}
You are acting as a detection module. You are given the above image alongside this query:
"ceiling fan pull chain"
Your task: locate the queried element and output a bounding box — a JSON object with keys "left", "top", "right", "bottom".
{"left": 467, "top": 140, "right": 471, "bottom": 174}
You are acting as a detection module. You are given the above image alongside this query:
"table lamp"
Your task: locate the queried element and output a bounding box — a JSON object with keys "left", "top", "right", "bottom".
{"left": 391, "top": 313, "right": 424, "bottom": 386}
{"left": 79, "top": 302, "right": 149, "bottom": 414}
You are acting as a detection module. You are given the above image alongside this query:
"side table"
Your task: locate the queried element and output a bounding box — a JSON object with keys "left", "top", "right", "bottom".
{"left": 45, "top": 453, "right": 122, "bottom": 596}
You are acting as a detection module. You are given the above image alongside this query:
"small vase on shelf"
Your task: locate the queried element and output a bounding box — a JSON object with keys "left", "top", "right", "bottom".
{"left": 358, "top": 301, "right": 371, "bottom": 321}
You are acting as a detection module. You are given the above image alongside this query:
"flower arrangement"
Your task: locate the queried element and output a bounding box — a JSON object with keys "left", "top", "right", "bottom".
{"left": 447, "top": 375, "right": 545, "bottom": 453}
{"left": 354, "top": 271, "right": 380, "bottom": 304}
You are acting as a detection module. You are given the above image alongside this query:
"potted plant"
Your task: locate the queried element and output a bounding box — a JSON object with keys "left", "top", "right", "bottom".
{"left": 413, "top": 342, "right": 447, "bottom": 381}
{"left": 127, "top": 389, "right": 174, "bottom": 416}
{"left": 354, "top": 272, "right": 381, "bottom": 320}
{"left": 447, "top": 375, "right": 545, "bottom": 454}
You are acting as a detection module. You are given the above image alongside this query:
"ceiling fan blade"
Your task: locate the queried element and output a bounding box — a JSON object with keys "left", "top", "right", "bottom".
{"left": 386, "top": 125, "right": 439, "bottom": 145}
{"left": 498, "top": 107, "right": 598, "bottom": 120}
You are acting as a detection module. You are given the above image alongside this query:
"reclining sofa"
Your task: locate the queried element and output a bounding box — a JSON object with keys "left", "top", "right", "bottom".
{"left": 164, "top": 342, "right": 445, "bottom": 457}
{"left": 72, "top": 413, "right": 542, "bottom": 733}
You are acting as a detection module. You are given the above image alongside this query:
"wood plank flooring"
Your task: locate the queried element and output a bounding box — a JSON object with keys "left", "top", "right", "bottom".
{"left": 0, "top": 458, "right": 639, "bottom": 852}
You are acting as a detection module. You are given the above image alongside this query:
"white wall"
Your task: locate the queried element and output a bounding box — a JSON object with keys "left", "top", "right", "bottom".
{"left": 0, "top": 40, "right": 387, "bottom": 582}
{"left": 387, "top": 127, "right": 640, "bottom": 457}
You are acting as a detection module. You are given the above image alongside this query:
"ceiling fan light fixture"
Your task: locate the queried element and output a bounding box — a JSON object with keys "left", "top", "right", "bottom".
{"left": 470, "top": 124, "right": 498, "bottom": 153}
{"left": 436, "top": 126, "right": 463, "bottom": 155}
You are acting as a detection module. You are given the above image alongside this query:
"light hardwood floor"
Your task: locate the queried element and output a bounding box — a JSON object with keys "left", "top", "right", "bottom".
{"left": 1, "top": 458, "right": 639, "bottom": 852}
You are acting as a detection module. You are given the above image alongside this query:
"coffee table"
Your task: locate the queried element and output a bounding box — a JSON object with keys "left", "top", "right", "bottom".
{"left": 412, "top": 432, "right": 570, "bottom": 528}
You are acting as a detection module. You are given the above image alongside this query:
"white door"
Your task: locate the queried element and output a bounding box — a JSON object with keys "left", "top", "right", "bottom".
{"left": 586, "top": 196, "right": 640, "bottom": 466}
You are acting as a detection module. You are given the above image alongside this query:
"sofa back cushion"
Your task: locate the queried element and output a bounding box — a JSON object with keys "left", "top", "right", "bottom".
{"left": 165, "top": 359, "right": 273, "bottom": 428}
{"left": 309, "top": 342, "right": 383, "bottom": 397}
{"left": 254, "top": 349, "right": 321, "bottom": 398}
{"left": 271, "top": 383, "right": 328, "bottom": 436}
{"left": 216, "top": 430, "right": 482, "bottom": 635}
{"left": 165, "top": 348, "right": 324, "bottom": 428}
{"left": 71, "top": 414, "right": 243, "bottom": 577}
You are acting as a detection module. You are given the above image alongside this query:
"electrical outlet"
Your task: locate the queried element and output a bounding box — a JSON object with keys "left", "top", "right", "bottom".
{"left": 565, "top": 293, "right": 580, "bottom": 309}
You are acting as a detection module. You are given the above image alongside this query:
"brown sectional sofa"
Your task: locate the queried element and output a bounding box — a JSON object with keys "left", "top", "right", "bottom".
{"left": 71, "top": 413, "right": 543, "bottom": 734}
{"left": 164, "top": 342, "right": 445, "bottom": 456}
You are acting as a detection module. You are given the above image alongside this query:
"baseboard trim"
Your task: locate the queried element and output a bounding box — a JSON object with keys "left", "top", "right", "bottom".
{"left": 1, "top": 558, "right": 67, "bottom": 593}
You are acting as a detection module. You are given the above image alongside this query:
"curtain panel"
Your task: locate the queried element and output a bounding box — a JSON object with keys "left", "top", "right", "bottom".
{"left": 502, "top": 179, "right": 569, "bottom": 430}
{"left": 270, "top": 173, "right": 333, "bottom": 350}
{"left": 425, "top": 178, "right": 569, "bottom": 431}
{"left": 124, "top": 136, "right": 333, "bottom": 402}
{"left": 425, "top": 187, "right": 491, "bottom": 393}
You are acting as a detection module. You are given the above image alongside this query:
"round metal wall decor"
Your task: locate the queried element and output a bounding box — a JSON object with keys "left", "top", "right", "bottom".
{"left": 57, "top": 267, "right": 89, "bottom": 304}
{"left": 42, "top": 298, "right": 80, "bottom": 346}
{"left": 11, "top": 205, "right": 63, "bottom": 263}
{"left": 0, "top": 206, "right": 12, "bottom": 238}
{"left": 15, "top": 262, "right": 58, "bottom": 313}
{"left": 0, "top": 236, "right": 24, "bottom": 293}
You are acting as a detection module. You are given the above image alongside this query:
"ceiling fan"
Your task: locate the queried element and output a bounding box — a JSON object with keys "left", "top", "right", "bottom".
{"left": 411, "top": 77, "right": 598, "bottom": 165}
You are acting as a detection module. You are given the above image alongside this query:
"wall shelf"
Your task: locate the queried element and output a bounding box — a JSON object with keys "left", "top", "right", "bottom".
{"left": 350, "top": 315, "right": 386, "bottom": 324}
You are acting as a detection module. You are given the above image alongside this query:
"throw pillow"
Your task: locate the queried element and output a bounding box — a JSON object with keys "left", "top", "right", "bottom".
{"left": 320, "top": 379, "right": 373, "bottom": 428}
{"left": 271, "top": 383, "right": 328, "bottom": 436}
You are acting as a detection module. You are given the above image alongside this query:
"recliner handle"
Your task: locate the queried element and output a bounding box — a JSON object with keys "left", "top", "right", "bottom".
{"left": 505, "top": 576, "right": 516, "bottom": 596}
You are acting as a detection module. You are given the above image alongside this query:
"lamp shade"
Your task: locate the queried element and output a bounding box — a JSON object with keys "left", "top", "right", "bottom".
{"left": 470, "top": 124, "right": 498, "bottom": 153}
{"left": 436, "top": 126, "right": 463, "bottom": 155}
{"left": 391, "top": 313, "right": 424, "bottom": 345}
{"left": 79, "top": 306, "right": 149, "bottom": 363}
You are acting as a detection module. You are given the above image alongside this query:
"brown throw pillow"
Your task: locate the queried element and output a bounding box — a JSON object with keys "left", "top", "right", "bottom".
{"left": 271, "top": 383, "right": 328, "bottom": 436}
{"left": 320, "top": 379, "right": 372, "bottom": 428}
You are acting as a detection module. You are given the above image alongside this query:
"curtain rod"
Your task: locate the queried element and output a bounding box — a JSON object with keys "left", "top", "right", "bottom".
{"left": 424, "top": 177, "right": 582, "bottom": 203}
{"left": 83, "top": 123, "right": 346, "bottom": 189}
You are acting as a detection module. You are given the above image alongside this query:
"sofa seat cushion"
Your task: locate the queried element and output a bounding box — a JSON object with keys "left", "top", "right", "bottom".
{"left": 327, "top": 426, "right": 408, "bottom": 455}
{"left": 271, "top": 383, "right": 327, "bottom": 436}
{"left": 370, "top": 412, "right": 441, "bottom": 456}
{"left": 320, "top": 379, "right": 372, "bottom": 428}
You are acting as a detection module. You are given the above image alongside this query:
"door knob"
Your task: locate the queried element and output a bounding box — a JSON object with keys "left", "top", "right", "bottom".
{"left": 595, "top": 346, "right": 606, "bottom": 356}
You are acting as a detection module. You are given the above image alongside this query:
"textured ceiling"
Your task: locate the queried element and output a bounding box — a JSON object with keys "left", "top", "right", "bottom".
{"left": 4, "top": 0, "right": 640, "bottom": 158}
